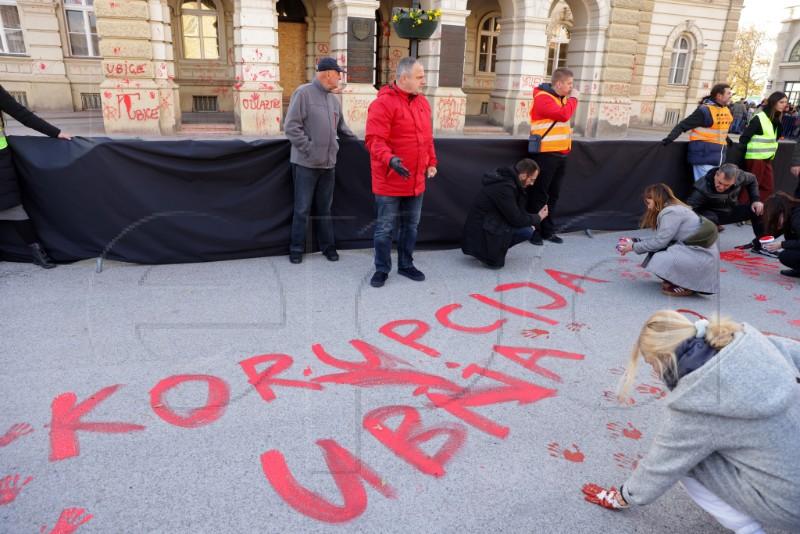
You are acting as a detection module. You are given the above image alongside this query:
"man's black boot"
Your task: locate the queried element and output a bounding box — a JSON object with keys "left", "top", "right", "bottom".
{"left": 29, "top": 243, "right": 56, "bottom": 269}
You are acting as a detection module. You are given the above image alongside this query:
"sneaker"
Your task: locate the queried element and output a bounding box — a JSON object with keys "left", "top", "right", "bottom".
{"left": 370, "top": 271, "right": 388, "bottom": 288}
{"left": 751, "top": 247, "right": 779, "bottom": 259}
{"left": 529, "top": 233, "right": 543, "bottom": 246}
{"left": 780, "top": 268, "right": 800, "bottom": 278}
{"left": 545, "top": 234, "right": 564, "bottom": 244}
{"left": 398, "top": 266, "right": 425, "bottom": 281}
{"left": 289, "top": 252, "right": 302, "bottom": 264}
{"left": 323, "top": 248, "right": 339, "bottom": 262}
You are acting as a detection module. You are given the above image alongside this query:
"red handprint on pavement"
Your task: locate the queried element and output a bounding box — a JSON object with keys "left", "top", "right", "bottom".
{"left": 635, "top": 383, "right": 667, "bottom": 399}
{"left": 613, "top": 452, "right": 643, "bottom": 471}
{"left": 607, "top": 366, "right": 625, "bottom": 376}
{"left": 521, "top": 328, "right": 550, "bottom": 339}
{"left": 0, "top": 423, "right": 33, "bottom": 447}
{"left": 0, "top": 474, "right": 33, "bottom": 505}
{"left": 41, "top": 508, "right": 93, "bottom": 534}
{"left": 566, "top": 322, "right": 588, "bottom": 332}
{"left": 547, "top": 442, "right": 585, "bottom": 463}
{"left": 752, "top": 294, "right": 768, "bottom": 302}
{"left": 606, "top": 422, "right": 642, "bottom": 440}
{"left": 602, "top": 390, "right": 636, "bottom": 406}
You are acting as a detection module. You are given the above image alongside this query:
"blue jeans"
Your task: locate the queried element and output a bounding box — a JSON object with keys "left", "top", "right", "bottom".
{"left": 290, "top": 164, "right": 335, "bottom": 254}
{"left": 510, "top": 226, "right": 534, "bottom": 247}
{"left": 693, "top": 164, "right": 715, "bottom": 181}
{"left": 373, "top": 194, "right": 424, "bottom": 273}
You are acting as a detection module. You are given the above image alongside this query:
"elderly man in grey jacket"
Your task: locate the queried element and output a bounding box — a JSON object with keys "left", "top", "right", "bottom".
{"left": 284, "top": 57, "right": 357, "bottom": 264}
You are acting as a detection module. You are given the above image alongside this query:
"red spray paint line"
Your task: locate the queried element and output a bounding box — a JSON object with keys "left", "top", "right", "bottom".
{"left": 521, "top": 328, "right": 550, "bottom": 339}
{"left": 444, "top": 362, "right": 460, "bottom": 369}
{"left": 767, "top": 309, "right": 787, "bottom": 315}
{"left": 379, "top": 319, "right": 441, "bottom": 357}
{"left": 150, "top": 374, "right": 229, "bottom": 428}
{"left": 260, "top": 439, "right": 396, "bottom": 523}
{"left": 239, "top": 354, "right": 323, "bottom": 403}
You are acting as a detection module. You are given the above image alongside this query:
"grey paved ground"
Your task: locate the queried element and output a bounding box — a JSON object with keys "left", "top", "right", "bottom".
{"left": 1, "top": 224, "right": 797, "bottom": 533}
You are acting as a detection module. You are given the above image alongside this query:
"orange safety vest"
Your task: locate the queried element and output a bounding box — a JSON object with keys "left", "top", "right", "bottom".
{"left": 529, "top": 92, "right": 572, "bottom": 153}
{"left": 688, "top": 104, "right": 732, "bottom": 145}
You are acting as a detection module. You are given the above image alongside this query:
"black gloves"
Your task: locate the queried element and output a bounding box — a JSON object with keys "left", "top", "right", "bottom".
{"left": 660, "top": 138, "right": 672, "bottom": 146}
{"left": 389, "top": 156, "right": 411, "bottom": 178}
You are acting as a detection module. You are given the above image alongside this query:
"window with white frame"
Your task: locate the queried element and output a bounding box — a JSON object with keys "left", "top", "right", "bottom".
{"left": 789, "top": 41, "right": 800, "bottom": 63}
{"left": 0, "top": 1, "right": 25, "bottom": 55}
{"left": 64, "top": 0, "right": 99, "bottom": 57}
{"left": 785, "top": 82, "right": 800, "bottom": 107}
{"left": 668, "top": 36, "right": 692, "bottom": 85}
{"left": 476, "top": 14, "right": 500, "bottom": 74}
{"left": 546, "top": 24, "right": 570, "bottom": 75}
{"left": 181, "top": 0, "right": 220, "bottom": 60}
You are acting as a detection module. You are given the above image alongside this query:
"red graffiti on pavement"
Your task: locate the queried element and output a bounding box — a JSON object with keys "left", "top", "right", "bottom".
{"left": 0, "top": 474, "right": 32, "bottom": 505}
{"left": 547, "top": 442, "right": 585, "bottom": 463}
{"left": 521, "top": 328, "right": 550, "bottom": 339}
{"left": 42, "top": 508, "right": 93, "bottom": 534}
{"left": 635, "top": 383, "right": 667, "bottom": 399}
{"left": 606, "top": 422, "right": 642, "bottom": 440}
{"left": 0, "top": 422, "right": 33, "bottom": 447}
{"left": 150, "top": 375, "right": 229, "bottom": 428}
{"left": 613, "top": 452, "right": 643, "bottom": 471}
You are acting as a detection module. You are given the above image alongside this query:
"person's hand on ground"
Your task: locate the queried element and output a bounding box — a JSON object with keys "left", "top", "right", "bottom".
{"left": 765, "top": 241, "right": 782, "bottom": 253}
{"left": 58, "top": 132, "right": 72, "bottom": 140}
{"left": 538, "top": 205, "right": 549, "bottom": 220}
{"left": 389, "top": 156, "right": 410, "bottom": 179}
{"left": 426, "top": 166, "right": 437, "bottom": 179}
{"left": 751, "top": 201, "right": 764, "bottom": 216}
{"left": 581, "top": 483, "right": 629, "bottom": 510}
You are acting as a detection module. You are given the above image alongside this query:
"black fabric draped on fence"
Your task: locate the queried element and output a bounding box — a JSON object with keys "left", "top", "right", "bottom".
{"left": 0, "top": 136, "right": 797, "bottom": 264}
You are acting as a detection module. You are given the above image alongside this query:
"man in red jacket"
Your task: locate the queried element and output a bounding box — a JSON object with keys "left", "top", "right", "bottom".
{"left": 365, "top": 56, "right": 437, "bottom": 288}
{"left": 527, "top": 67, "right": 579, "bottom": 244}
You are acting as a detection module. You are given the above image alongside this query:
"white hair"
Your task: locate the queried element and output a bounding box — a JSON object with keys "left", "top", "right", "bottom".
{"left": 396, "top": 56, "right": 419, "bottom": 79}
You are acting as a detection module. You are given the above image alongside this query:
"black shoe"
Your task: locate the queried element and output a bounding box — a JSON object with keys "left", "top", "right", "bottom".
{"left": 29, "top": 243, "right": 56, "bottom": 269}
{"left": 780, "top": 268, "right": 800, "bottom": 278}
{"left": 323, "top": 248, "right": 339, "bottom": 262}
{"left": 545, "top": 234, "right": 564, "bottom": 244}
{"left": 398, "top": 266, "right": 425, "bottom": 281}
{"left": 289, "top": 252, "right": 302, "bottom": 264}
{"left": 529, "top": 233, "right": 543, "bottom": 246}
{"left": 370, "top": 271, "right": 388, "bottom": 287}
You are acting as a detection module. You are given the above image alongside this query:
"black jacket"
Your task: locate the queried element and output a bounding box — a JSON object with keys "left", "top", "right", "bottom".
{"left": 0, "top": 84, "right": 61, "bottom": 210}
{"left": 461, "top": 167, "right": 540, "bottom": 267}
{"left": 792, "top": 141, "right": 800, "bottom": 167}
{"left": 664, "top": 100, "right": 732, "bottom": 165}
{"left": 685, "top": 167, "right": 760, "bottom": 213}
{"left": 780, "top": 206, "right": 800, "bottom": 251}
{"left": 739, "top": 112, "right": 782, "bottom": 147}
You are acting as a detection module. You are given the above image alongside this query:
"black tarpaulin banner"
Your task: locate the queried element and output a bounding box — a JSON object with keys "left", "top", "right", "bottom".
{"left": 0, "top": 136, "right": 797, "bottom": 264}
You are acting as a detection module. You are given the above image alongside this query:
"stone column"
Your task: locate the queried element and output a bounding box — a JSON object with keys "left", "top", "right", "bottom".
{"left": 308, "top": 14, "right": 332, "bottom": 82}
{"left": 417, "top": 1, "right": 470, "bottom": 135}
{"left": 16, "top": 0, "right": 71, "bottom": 111}
{"left": 583, "top": 0, "right": 640, "bottom": 138}
{"left": 328, "top": 0, "right": 379, "bottom": 136}
{"left": 488, "top": 16, "right": 549, "bottom": 134}
{"left": 713, "top": 0, "right": 743, "bottom": 83}
{"left": 232, "top": 0, "right": 283, "bottom": 135}
{"left": 96, "top": 0, "right": 179, "bottom": 135}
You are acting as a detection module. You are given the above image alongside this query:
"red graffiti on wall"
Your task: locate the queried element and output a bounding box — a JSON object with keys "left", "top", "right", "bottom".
{"left": 436, "top": 97, "right": 465, "bottom": 130}
{"left": 242, "top": 93, "right": 281, "bottom": 111}
{"left": 104, "top": 62, "right": 147, "bottom": 76}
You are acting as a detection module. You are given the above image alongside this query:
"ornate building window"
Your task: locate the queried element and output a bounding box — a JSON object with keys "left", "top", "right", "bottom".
{"left": 668, "top": 36, "right": 692, "bottom": 85}
{"left": 0, "top": 0, "right": 25, "bottom": 55}
{"left": 181, "top": 0, "right": 220, "bottom": 60}
{"left": 476, "top": 14, "right": 500, "bottom": 74}
{"left": 547, "top": 24, "right": 570, "bottom": 75}
{"left": 64, "top": 0, "right": 99, "bottom": 57}
{"left": 789, "top": 40, "right": 800, "bottom": 63}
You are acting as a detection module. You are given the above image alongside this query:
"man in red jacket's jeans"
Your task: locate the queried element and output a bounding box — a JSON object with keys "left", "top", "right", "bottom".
{"left": 365, "top": 57, "right": 437, "bottom": 288}
{"left": 527, "top": 68, "right": 579, "bottom": 245}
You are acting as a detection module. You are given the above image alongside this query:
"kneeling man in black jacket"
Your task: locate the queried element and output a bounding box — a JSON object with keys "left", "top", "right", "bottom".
{"left": 462, "top": 159, "right": 548, "bottom": 268}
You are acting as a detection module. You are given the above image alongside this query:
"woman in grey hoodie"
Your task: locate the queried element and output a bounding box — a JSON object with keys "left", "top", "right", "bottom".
{"left": 583, "top": 310, "right": 800, "bottom": 533}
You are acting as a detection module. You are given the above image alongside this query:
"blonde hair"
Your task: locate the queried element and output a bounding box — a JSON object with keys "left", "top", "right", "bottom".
{"left": 618, "top": 310, "right": 742, "bottom": 400}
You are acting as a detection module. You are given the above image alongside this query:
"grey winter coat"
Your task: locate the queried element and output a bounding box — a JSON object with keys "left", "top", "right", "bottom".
{"left": 621, "top": 325, "right": 800, "bottom": 531}
{"left": 632, "top": 204, "right": 719, "bottom": 293}
{"left": 284, "top": 78, "right": 357, "bottom": 169}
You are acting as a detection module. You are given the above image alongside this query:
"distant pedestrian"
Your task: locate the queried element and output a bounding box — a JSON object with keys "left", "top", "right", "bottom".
{"left": 730, "top": 98, "right": 747, "bottom": 134}
{"left": 284, "top": 57, "right": 357, "bottom": 264}
{"left": 661, "top": 83, "right": 733, "bottom": 180}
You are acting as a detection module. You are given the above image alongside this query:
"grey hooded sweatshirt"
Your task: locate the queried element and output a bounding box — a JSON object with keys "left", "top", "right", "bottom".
{"left": 284, "top": 78, "right": 357, "bottom": 169}
{"left": 621, "top": 325, "right": 800, "bottom": 531}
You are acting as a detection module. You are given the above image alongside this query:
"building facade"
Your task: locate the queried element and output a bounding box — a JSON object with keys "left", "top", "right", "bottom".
{"left": 767, "top": 3, "right": 800, "bottom": 106}
{"left": 0, "top": 0, "right": 742, "bottom": 136}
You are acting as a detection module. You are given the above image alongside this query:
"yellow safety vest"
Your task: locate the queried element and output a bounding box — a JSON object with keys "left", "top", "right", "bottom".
{"left": 0, "top": 124, "right": 7, "bottom": 150}
{"left": 744, "top": 112, "right": 778, "bottom": 160}
{"left": 688, "top": 104, "right": 732, "bottom": 145}
{"left": 529, "top": 92, "right": 572, "bottom": 153}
